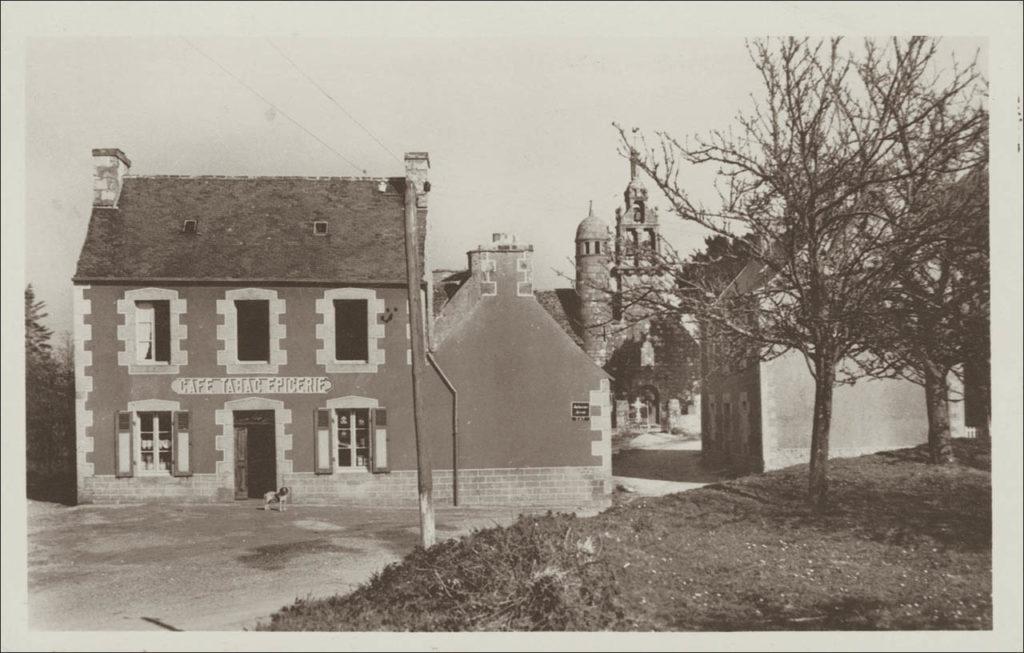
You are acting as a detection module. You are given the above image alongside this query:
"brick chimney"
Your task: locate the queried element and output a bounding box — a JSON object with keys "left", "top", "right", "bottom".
{"left": 467, "top": 233, "right": 534, "bottom": 298}
{"left": 92, "top": 148, "right": 131, "bottom": 208}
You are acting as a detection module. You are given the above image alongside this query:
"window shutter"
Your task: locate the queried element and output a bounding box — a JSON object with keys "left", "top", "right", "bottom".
{"left": 115, "top": 411, "right": 133, "bottom": 478}
{"left": 314, "top": 408, "right": 333, "bottom": 474}
{"left": 172, "top": 411, "right": 192, "bottom": 477}
{"left": 370, "top": 408, "right": 389, "bottom": 473}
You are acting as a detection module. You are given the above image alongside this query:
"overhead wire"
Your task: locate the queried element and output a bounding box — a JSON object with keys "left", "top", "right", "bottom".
{"left": 181, "top": 37, "right": 367, "bottom": 175}
{"left": 266, "top": 38, "right": 403, "bottom": 164}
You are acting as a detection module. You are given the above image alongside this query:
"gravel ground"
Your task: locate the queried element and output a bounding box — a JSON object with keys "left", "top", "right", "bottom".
{"left": 27, "top": 499, "right": 597, "bottom": 631}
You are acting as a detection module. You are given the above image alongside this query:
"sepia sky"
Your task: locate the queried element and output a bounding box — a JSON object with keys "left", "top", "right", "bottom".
{"left": 23, "top": 28, "right": 986, "bottom": 335}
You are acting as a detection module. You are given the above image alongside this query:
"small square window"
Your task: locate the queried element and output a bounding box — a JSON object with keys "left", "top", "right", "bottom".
{"left": 313, "top": 221, "right": 329, "bottom": 235}
{"left": 182, "top": 219, "right": 198, "bottom": 234}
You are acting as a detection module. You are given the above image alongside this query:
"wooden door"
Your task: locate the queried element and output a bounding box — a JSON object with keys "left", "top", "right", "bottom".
{"left": 234, "top": 426, "right": 248, "bottom": 500}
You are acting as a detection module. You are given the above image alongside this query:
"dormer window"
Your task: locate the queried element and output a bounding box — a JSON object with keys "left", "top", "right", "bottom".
{"left": 182, "top": 219, "right": 198, "bottom": 234}
{"left": 313, "top": 221, "right": 329, "bottom": 235}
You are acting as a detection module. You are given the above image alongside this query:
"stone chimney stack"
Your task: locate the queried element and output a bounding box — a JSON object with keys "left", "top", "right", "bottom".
{"left": 404, "top": 152, "right": 430, "bottom": 208}
{"left": 92, "top": 148, "right": 131, "bottom": 208}
{"left": 467, "top": 233, "right": 534, "bottom": 298}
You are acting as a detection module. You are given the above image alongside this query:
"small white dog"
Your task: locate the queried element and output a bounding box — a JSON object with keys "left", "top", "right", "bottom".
{"left": 263, "top": 486, "right": 291, "bottom": 511}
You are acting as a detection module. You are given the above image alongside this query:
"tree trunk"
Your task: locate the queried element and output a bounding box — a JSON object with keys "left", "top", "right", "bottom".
{"left": 808, "top": 355, "right": 835, "bottom": 512}
{"left": 923, "top": 362, "right": 955, "bottom": 463}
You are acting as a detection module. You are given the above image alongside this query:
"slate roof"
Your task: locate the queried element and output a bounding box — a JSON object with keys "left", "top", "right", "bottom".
{"left": 74, "top": 176, "right": 425, "bottom": 283}
{"left": 432, "top": 269, "right": 471, "bottom": 316}
{"left": 534, "top": 289, "right": 585, "bottom": 348}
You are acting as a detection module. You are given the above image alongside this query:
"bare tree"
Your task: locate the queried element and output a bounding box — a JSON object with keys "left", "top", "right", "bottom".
{"left": 864, "top": 165, "right": 989, "bottom": 462}
{"left": 616, "top": 37, "right": 986, "bottom": 509}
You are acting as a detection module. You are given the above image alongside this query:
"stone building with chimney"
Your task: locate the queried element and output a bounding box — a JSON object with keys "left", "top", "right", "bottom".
{"left": 73, "top": 148, "right": 611, "bottom": 505}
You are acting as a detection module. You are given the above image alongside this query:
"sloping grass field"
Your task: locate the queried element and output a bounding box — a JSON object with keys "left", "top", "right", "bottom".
{"left": 260, "top": 440, "right": 991, "bottom": 631}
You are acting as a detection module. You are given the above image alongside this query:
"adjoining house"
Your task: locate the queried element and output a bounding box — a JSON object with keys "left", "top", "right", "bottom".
{"left": 73, "top": 149, "right": 611, "bottom": 505}
{"left": 700, "top": 261, "right": 966, "bottom": 473}
{"left": 534, "top": 157, "right": 701, "bottom": 434}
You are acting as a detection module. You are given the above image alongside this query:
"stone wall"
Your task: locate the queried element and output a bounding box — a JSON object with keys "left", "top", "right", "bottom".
{"left": 78, "top": 466, "right": 610, "bottom": 508}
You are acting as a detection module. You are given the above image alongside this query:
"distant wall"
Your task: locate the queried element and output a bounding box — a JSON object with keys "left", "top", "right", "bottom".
{"left": 759, "top": 352, "right": 962, "bottom": 470}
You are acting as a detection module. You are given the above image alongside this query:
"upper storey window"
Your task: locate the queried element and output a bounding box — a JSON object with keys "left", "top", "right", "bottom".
{"left": 217, "top": 288, "right": 287, "bottom": 374}
{"left": 134, "top": 300, "right": 170, "bottom": 364}
{"left": 117, "top": 288, "right": 188, "bottom": 375}
{"left": 236, "top": 300, "right": 271, "bottom": 362}
{"left": 334, "top": 299, "right": 369, "bottom": 362}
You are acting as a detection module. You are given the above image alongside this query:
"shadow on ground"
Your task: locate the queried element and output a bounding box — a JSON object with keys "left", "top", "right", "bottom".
{"left": 612, "top": 449, "right": 731, "bottom": 483}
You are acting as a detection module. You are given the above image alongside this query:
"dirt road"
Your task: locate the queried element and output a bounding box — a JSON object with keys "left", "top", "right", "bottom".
{"left": 27, "top": 500, "right": 581, "bottom": 631}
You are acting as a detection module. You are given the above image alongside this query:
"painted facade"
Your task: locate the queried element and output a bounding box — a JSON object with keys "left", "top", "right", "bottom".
{"left": 73, "top": 149, "right": 611, "bottom": 506}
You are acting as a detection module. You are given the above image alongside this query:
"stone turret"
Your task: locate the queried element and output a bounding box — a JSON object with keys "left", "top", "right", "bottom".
{"left": 575, "top": 202, "right": 612, "bottom": 365}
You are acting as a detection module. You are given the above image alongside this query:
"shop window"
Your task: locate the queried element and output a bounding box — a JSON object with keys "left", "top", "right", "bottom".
{"left": 138, "top": 411, "right": 173, "bottom": 472}
{"left": 116, "top": 407, "right": 192, "bottom": 477}
{"left": 334, "top": 299, "right": 369, "bottom": 362}
{"left": 134, "top": 300, "right": 171, "bottom": 364}
{"left": 336, "top": 408, "right": 372, "bottom": 469}
{"left": 236, "top": 300, "right": 270, "bottom": 362}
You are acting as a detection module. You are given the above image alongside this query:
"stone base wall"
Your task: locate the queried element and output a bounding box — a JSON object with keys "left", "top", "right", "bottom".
{"left": 80, "top": 474, "right": 231, "bottom": 503}
{"left": 78, "top": 466, "right": 610, "bottom": 507}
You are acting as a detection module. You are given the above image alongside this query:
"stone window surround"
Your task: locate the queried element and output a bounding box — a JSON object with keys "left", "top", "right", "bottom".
{"left": 217, "top": 288, "right": 287, "bottom": 375}
{"left": 325, "top": 395, "right": 381, "bottom": 475}
{"left": 117, "top": 287, "right": 188, "bottom": 375}
{"left": 478, "top": 254, "right": 497, "bottom": 296}
{"left": 516, "top": 254, "right": 533, "bottom": 297}
{"left": 215, "top": 396, "right": 293, "bottom": 489}
{"left": 315, "top": 288, "right": 386, "bottom": 374}
{"left": 126, "top": 398, "right": 182, "bottom": 476}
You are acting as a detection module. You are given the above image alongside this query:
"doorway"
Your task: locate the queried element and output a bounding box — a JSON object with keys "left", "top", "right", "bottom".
{"left": 233, "top": 410, "right": 276, "bottom": 499}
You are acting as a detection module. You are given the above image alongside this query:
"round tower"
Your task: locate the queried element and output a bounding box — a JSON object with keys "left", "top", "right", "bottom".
{"left": 575, "top": 202, "right": 612, "bottom": 365}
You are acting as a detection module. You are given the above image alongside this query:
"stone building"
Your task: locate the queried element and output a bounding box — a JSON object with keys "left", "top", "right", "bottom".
{"left": 701, "top": 262, "right": 965, "bottom": 473}
{"left": 537, "top": 156, "right": 701, "bottom": 433}
{"left": 73, "top": 148, "right": 611, "bottom": 505}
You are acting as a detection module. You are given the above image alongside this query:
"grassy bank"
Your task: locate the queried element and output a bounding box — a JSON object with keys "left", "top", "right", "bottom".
{"left": 260, "top": 440, "right": 991, "bottom": 631}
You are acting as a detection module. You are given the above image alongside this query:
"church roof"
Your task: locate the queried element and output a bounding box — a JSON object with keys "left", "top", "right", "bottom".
{"left": 576, "top": 214, "right": 610, "bottom": 241}
{"left": 535, "top": 289, "right": 585, "bottom": 348}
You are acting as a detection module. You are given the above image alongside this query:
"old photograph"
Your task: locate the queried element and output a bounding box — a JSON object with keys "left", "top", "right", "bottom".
{"left": 2, "top": 2, "right": 1021, "bottom": 651}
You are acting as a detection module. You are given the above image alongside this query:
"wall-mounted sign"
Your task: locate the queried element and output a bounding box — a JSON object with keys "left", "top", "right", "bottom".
{"left": 571, "top": 401, "right": 591, "bottom": 422}
{"left": 172, "top": 377, "right": 332, "bottom": 395}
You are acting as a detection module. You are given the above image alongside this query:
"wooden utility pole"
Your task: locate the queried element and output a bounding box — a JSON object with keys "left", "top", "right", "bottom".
{"left": 403, "top": 161, "right": 435, "bottom": 548}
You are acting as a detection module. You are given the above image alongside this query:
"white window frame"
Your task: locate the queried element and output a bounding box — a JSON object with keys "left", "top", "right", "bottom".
{"left": 135, "top": 301, "right": 157, "bottom": 364}
{"left": 117, "top": 288, "right": 188, "bottom": 375}
{"left": 217, "top": 288, "right": 287, "bottom": 374}
{"left": 334, "top": 407, "right": 373, "bottom": 471}
{"left": 315, "top": 288, "right": 385, "bottom": 374}
{"left": 137, "top": 410, "right": 173, "bottom": 474}
{"left": 325, "top": 395, "right": 379, "bottom": 474}
{"left": 126, "top": 398, "right": 181, "bottom": 476}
